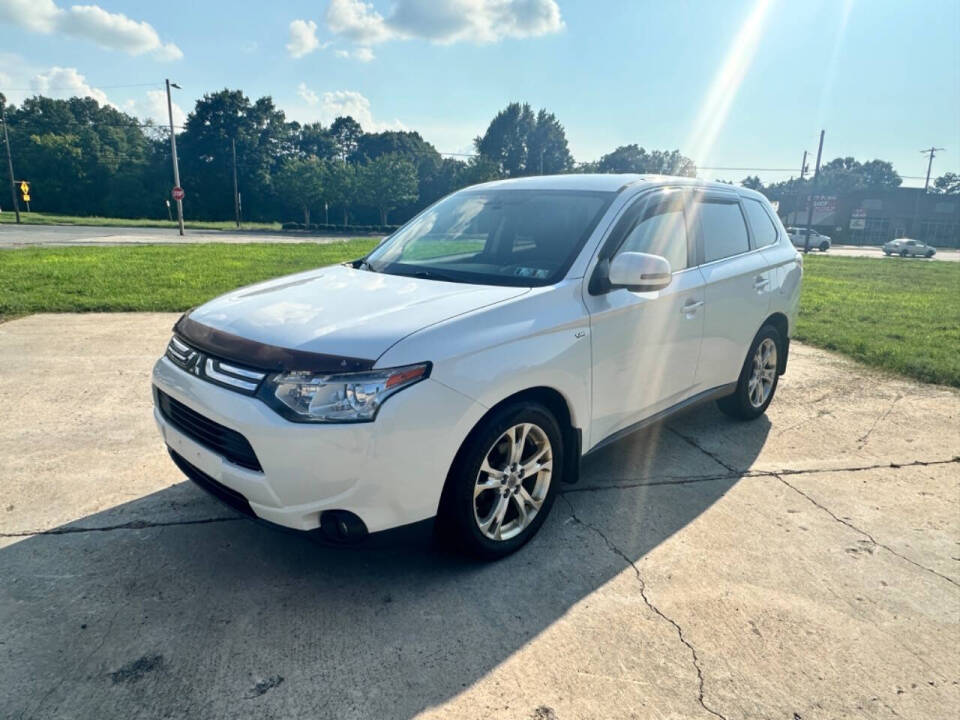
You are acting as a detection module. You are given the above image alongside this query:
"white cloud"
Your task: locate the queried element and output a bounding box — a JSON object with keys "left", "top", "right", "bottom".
{"left": 295, "top": 86, "right": 404, "bottom": 132}
{"left": 0, "top": 0, "right": 182, "bottom": 60}
{"left": 286, "top": 19, "right": 321, "bottom": 57}
{"left": 326, "top": 0, "right": 392, "bottom": 44}
{"left": 335, "top": 46, "right": 375, "bottom": 62}
{"left": 325, "top": 0, "right": 563, "bottom": 47}
{"left": 297, "top": 82, "right": 319, "bottom": 105}
{"left": 127, "top": 88, "right": 186, "bottom": 127}
{"left": 30, "top": 66, "right": 113, "bottom": 107}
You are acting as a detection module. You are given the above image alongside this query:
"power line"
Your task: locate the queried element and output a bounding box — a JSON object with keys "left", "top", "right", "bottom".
{"left": 1, "top": 82, "right": 163, "bottom": 92}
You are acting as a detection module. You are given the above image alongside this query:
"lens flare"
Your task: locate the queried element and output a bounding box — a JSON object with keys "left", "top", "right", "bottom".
{"left": 686, "top": 0, "right": 776, "bottom": 171}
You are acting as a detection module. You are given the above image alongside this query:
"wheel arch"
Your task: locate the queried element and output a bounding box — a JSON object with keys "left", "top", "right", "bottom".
{"left": 762, "top": 311, "right": 790, "bottom": 375}
{"left": 444, "top": 386, "right": 582, "bottom": 498}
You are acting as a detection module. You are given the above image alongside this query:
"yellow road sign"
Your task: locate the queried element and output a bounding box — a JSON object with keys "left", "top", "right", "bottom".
{"left": 19, "top": 181, "right": 28, "bottom": 195}
{"left": 22, "top": 194, "right": 30, "bottom": 202}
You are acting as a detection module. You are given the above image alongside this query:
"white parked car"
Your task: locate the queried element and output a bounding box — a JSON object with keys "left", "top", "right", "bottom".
{"left": 153, "top": 175, "right": 802, "bottom": 559}
{"left": 883, "top": 238, "right": 936, "bottom": 257}
{"left": 787, "top": 227, "right": 831, "bottom": 252}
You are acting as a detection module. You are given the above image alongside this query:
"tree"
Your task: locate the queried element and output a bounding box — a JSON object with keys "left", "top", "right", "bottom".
{"left": 274, "top": 157, "right": 325, "bottom": 226}
{"left": 324, "top": 161, "right": 357, "bottom": 226}
{"left": 741, "top": 175, "right": 764, "bottom": 190}
{"left": 595, "top": 144, "right": 696, "bottom": 176}
{"left": 474, "top": 102, "right": 577, "bottom": 177}
{"left": 329, "top": 116, "right": 363, "bottom": 163}
{"left": 526, "top": 109, "right": 574, "bottom": 174}
{"left": 357, "top": 153, "right": 418, "bottom": 225}
{"left": 932, "top": 172, "right": 960, "bottom": 195}
{"left": 178, "top": 89, "right": 297, "bottom": 221}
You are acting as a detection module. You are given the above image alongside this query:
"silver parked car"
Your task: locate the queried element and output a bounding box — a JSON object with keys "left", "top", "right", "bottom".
{"left": 786, "top": 227, "right": 831, "bottom": 252}
{"left": 883, "top": 238, "right": 936, "bottom": 258}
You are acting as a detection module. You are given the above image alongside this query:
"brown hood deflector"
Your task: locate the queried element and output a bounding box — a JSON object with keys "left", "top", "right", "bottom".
{"left": 173, "top": 314, "right": 376, "bottom": 374}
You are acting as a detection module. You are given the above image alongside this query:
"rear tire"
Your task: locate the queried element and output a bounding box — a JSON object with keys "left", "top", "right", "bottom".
{"left": 900, "top": 249, "right": 908, "bottom": 257}
{"left": 437, "top": 402, "right": 563, "bottom": 560}
{"left": 717, "top": 325, "right": 782, "bottom": 421}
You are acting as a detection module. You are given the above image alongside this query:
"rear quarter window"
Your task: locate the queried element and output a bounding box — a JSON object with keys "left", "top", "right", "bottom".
{"left": 742, "top": 198, "right": 779, "bottom": 247}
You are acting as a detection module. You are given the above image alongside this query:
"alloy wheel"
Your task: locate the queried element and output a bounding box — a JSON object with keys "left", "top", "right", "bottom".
{"left": 473, "top": 423, "right": 553, "bottom": 541}
{"left": 747, "top": 338, "right": 777, "bottom": 408}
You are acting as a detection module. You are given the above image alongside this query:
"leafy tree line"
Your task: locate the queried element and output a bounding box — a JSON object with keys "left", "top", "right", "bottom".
{"left": 739, "top": 158, "right": 959, "bottom": 199}
{"left": 0, "top": 91, "right": 703, "bottom": 225}
{"left": 5, "top": 90, "right": 950, "bottom": 227}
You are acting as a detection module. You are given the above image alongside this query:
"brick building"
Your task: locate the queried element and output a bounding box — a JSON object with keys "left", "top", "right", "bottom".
{"left": 778, "top": 187, "right": 959, "bottom": 247}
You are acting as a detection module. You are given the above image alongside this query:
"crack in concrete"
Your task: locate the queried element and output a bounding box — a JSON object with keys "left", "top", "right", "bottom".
{"left": 773, "top": 473, "right": 960, "bottom": 590}
{"left": 0, "top": 516, "right": 242, "bottom": 539}
{"left": 563, "top": 457, "right": 960, "bottom": 495}
{"left": 858, "top": 394, "right": 902, "bottom": 447}
{"left": 560, "top": 494, "right": 728, "bottom": 720}
{"left": 662, "top": 426, "right": 960, "bottom": 590}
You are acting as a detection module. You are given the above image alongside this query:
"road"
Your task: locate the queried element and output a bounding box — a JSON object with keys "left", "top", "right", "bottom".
{"left": 819, "top": 244, "right": 959, "bottom": 262}
{"left": 0, "top": 223, "right": 374, "bottom": 247}
{"left": 1, "top": 313, "right": 958, "bottom": 719}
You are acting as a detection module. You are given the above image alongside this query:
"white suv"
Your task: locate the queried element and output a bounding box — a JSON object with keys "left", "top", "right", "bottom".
{"left": 153, "top": 175, "right": 802, "bottom": 559}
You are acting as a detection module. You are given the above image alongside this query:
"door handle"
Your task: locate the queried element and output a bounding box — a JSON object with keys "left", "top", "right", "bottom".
{"left": 753, "top": 276, "right": 770, "bottom": 290}
{"left": 681, "top": 300, "right": 704, "bottom": 315}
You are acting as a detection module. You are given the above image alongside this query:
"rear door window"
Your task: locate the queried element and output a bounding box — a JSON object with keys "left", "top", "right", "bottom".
{"left": 691, "top": 199, "right": 751, "bottom": 263}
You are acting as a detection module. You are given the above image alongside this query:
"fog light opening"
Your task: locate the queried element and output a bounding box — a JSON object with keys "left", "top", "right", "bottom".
{"left": 319, "top": 510, "right": 368, "bottom": 544}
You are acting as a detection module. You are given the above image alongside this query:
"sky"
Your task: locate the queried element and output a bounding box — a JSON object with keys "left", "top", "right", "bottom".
{"left": 1, "top": 0, "right": 957, "bottom": 187}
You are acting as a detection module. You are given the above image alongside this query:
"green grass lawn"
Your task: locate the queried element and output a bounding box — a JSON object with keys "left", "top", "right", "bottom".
{"left": 796, "top": 255, "right": 959, "bottom": 386}
{"left": 0, "top": 211, "right": 282, "bottom": 232}
{"left": 0, "top": 245, "right": 957, "bottom": 386}
{"left": 0, "top": 240, "right": 377, "bottom": 318}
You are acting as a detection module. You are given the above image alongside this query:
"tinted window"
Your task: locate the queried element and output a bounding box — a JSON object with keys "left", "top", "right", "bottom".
{"left": 693, "top": 200, "right": 751, "bottom": 262}
{"left": 743, "top": 198, "right": 779, "bottom": 247}
{"left": 366, "top": 189, "right": 613, "bottom": 287}
{"left": 617, "top": 195, "right": 688, "bottom": 271}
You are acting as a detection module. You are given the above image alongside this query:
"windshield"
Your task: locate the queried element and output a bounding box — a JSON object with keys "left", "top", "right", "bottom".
{"left": 364, "top": 189, "right": 614, "bottom": 287}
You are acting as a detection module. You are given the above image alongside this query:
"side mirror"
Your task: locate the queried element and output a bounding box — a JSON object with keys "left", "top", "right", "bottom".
{"left": 606, "top": 252, "right": 672, "bottom": 292}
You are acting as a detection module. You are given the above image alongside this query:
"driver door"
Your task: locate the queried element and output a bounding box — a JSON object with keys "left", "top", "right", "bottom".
{"left": 583, "top": 189, "right": 705, "bottom": 446}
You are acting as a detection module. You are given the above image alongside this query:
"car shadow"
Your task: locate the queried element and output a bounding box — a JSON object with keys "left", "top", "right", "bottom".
{"left": 0, "top": 404, "right": 769, "bottom": 719}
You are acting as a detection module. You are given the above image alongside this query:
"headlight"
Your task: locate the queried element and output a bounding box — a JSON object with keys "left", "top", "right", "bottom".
{"left": 263, "top": 363, "right": 430, "bottom": 423}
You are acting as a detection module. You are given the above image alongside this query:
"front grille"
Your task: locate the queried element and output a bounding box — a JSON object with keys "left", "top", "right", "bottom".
{"left": 156, "top": 389, "right": 263, "bottom": 472}
{"left": 168, "top": 449, "right": 256, "bottom": 517}
{"left": 166, "top": 336, "right": 267, "bottom": 395}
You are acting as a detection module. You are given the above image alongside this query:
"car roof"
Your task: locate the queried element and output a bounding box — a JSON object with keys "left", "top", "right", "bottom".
{"left": 468, "top": 173, "right": 765, "bottom": 197}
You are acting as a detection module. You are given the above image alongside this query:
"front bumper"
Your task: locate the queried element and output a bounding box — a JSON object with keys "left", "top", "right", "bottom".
{"left": 152, "top": 356, "right": 486, "bottom": 534}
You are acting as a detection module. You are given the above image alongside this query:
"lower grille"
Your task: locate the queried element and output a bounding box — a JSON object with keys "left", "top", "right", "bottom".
{"left": 168, "top": 449, "right": 255, "bottom": 518}
{"left": 156, "top": 389, "right": 262, "bottom": 472}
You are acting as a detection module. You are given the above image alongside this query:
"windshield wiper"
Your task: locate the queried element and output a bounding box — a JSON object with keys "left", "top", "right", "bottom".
{"left": 397, "top": 268, "right": 463, "bottom": 284}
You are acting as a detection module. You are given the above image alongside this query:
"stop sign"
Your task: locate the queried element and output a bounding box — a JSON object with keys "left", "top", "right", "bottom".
{"left": 171, "top": 186, "right": 185, "bottom": 201}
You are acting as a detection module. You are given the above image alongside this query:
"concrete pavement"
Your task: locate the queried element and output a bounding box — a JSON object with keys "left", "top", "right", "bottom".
{"left": 1, "top": 313, "right": 958, "bottom": 719}
{"left": 0, "top": 223, "right": 372, "bottom": 247}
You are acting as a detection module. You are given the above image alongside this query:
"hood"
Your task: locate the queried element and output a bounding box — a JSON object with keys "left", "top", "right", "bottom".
{"left": 184, "top": 264, "right": 528, "bottom": 364}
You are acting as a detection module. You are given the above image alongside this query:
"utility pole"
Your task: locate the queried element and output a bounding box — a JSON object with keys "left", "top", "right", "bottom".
{"left": 921, "top": 146, "right": 944, "bottom": 192}
{"left": 165, "top": 79, "right": 184, "bottom": 236}
{"left": 913, "top": 147, "right": 944, "bottom": 239}
{"left": 802, "top": 130, "right": 825, "bottom": 254}
{"left": 231, "top": 137, "right": 240, "bottom": 228}
{"left": 0, "top": 97, "right": 20, "bottom": 224}
{"left": 794, "top": 150, "right": 809, "bottom": 226}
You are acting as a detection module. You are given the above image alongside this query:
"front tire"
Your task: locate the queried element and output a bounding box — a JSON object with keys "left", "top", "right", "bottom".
{"left": 900, "top": 249, "right": 908, "bottom": 257}
{"left": 717, "top": 325, "right": 782, "bottom": 421}
{"left": 437, "top": 402, "right": 563, "bottom": 560}
{"left": 819, "top": 241, "right": 830, "bottom": 252}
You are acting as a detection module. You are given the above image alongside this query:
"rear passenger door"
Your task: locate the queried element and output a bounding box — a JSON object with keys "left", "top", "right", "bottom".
{"left": 690, "top": 193, "right": 772, "bottom": 392}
